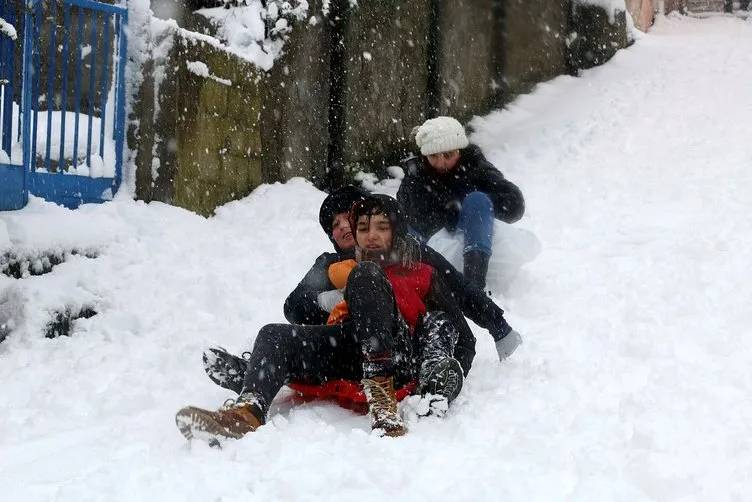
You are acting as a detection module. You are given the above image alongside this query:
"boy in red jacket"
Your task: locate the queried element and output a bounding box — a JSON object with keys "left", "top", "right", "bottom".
{"left": 176, "top": 195, "right": 474, "bottom": 443}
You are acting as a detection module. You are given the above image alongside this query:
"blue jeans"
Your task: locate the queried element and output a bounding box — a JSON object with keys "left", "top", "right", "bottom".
{"left": 458, "top": 191, "right": 493, "bottom": 256}
{"left": 408, "top": 191, "right": 494, "bottom": 256}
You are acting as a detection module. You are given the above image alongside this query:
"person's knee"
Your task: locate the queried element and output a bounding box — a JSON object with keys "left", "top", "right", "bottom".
{"left": 255, "top": 324, "right": 290, "bottom": 347}
{"left": 347, "top": 261, "right": 385, "bottom": 289}
{"left": 463, "top": 191, "right": 493, "bottom": 213}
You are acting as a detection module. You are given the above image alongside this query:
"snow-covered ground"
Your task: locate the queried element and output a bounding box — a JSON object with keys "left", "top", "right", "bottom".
{"left": 2, "top": 14, "right": 751, "bottom": 502}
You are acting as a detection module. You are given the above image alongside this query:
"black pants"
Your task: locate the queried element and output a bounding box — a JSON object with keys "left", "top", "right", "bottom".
{"left": 240, "top": 262, "right": 415, "bottom": 411}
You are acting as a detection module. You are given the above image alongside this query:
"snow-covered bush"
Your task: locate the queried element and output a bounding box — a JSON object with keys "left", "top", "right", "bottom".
{"left": 574, "top": 0, "right": 627, "bottom": 22}
{"left": 0, "top": 16, "right": 17, "bottom": 40}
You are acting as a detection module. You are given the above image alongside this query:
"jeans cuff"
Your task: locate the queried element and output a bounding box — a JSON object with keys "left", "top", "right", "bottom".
{"left": 463, "top": 244, "right": 492, "bottom": 256}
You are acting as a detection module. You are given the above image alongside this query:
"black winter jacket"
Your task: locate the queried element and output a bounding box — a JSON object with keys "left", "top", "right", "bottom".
{"left": 397, "top": 144, "right": 525, "bottom": 238}
{"left": 284, "top": 243, "right": 512, "bottom": 341}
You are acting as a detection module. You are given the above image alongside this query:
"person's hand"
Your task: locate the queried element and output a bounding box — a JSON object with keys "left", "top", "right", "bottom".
{"left": 317, "top": 289, "right": 345, "bottom": 313}
{"left": 444, "top": 200, "right": 462, "bottom": 231}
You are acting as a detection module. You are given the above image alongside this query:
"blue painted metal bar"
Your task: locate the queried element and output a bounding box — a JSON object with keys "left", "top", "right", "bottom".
{"left": 113, "top": 9, "right": 127, "bottom": 191}
{"left": 44, "top": 1, "right": 58, "bottom": 171}
{"left": 30, "top": 0, "right": 42, "bottom": 171}
{"left": 58, "top": 1, "right": 71, "bottom": 173}
{"left": 98, "top": 12, "right": 110, "bottom": 159}
{"left": 64, "top": 0, "right": 127, "bottom": 16}
{"left": 85, "top": 10, "right": 98, "bottom": 167}
{"left": 30, "top": 171, "right": 113, "bottom": 209}
{"left": 0, "top": 1, "right": 13, "bottom": 154}
{"left": 0, "top": 2, "right": 13, "bottom": 155}
{"left": 71, "top": 5, "right": 85, "bottom": 170}
{"left": 20, "top": 0, "right": 35, "bottom": 204}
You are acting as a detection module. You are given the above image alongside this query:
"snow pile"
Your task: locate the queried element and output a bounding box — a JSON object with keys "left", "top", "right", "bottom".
{"left": 2, "top": 15, "right": 752, "bottom": 502}
{"left": 0, "top": 16, "right": 16, "bottom": 40}
{"left": 197, "top": 1, "right": 310, "bottom": 71}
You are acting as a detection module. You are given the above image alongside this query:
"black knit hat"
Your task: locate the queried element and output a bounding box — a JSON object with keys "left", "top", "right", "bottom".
{"left": 319, "top": 186, "right": 369, "bottom": 237}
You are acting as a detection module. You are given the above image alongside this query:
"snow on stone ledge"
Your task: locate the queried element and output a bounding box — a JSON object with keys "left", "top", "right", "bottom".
{"left": 197, "top": 1, "right": 309, "bottom": 71}
{"left": 186, "top": 60, "right": 233, "bottom": 86}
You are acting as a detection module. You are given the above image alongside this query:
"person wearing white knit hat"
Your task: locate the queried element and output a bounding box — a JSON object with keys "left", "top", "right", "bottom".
{"left": 397, "top": 116, "right": 525, "bottom": 361}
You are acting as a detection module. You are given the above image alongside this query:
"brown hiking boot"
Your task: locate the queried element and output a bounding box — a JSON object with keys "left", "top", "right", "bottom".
{"left": 175, "top": 399, "right": 264, "bottom": 446}
{"left": 361, "top": 376, "right": 407, "bottom": 437}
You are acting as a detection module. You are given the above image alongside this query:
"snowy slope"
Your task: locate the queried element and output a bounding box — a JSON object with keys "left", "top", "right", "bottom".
{"left": 2, "top": 14, "right": 752, "bottom": 502}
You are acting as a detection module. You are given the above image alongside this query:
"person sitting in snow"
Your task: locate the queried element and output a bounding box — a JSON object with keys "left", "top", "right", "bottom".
{"left": 176, "top": 194, "right": 474, "bottom": 442}
{"left": 397, "top": 116, "right": 525, "bottom": 291}
{"left": 282, "top": 185, "right": 522, "bottom": 360}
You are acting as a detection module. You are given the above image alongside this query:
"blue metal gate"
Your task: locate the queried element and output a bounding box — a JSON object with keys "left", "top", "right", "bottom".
{"left": 1, "top": 0, "right": 127, "bottom": 210}
{"left": 0, "top": 1, "right": 25, "bottom": 209}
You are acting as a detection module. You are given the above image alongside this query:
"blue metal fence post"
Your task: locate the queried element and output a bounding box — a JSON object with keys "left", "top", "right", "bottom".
{"left": 20, "top": 0, "right": 37, "bottom": 207}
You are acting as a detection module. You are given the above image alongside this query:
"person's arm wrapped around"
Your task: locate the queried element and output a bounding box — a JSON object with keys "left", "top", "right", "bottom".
{"left": 463, "top": 145, "right": 525, "bottom": 224}
{"left": 397, "top": 175, "right": 447, "bottom": 239}
{"left": 420, "top": 244, "right": 510, "bottom": 339}
{"left": 283, "top": 253, "right": 336, "bottom": 325}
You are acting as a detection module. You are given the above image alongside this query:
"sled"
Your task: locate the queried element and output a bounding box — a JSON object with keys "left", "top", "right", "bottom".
{"left": 287, "top": 380, "right": 417, "bottom": 415}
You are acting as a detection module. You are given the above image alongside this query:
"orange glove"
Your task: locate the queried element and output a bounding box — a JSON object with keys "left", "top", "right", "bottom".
{"left": 326, "top": 259, "right": 357, "bottom": 324}
{"left": 328, "top": 259, "right": 357, "bottom": 289}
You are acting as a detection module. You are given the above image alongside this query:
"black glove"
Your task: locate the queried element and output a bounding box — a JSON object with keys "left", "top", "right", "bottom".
{"left": 444, "top": 200, "right": 462, "bottom": 231}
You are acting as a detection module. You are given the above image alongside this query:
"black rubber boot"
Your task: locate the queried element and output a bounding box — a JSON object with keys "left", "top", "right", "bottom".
{"left": 203, "top": 347, "right": 249, "bottom": 395}
{"left": 463, "top": 250, "right": 490, "bottom": 290}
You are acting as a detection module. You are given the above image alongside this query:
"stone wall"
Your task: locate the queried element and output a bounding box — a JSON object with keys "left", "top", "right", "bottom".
{"left": 338, "top": 0, "right": 432, "bottom": 169}
{"left": 436, "top": 0, "right": 500, "bottom": 121}
{"left": 502, "top": 0, "right": 571, "bottom": 98}
{"left": 133, "top": 0, "right": 630, "bottom": 215}
{"left": 135, "top": 35, "right": 265, "bottom": 216}
{"left": 259, "top": 0, "right": 331, "bottom": 185}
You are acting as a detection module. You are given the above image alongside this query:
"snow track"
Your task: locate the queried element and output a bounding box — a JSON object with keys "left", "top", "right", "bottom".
{"left": 1, "top": 15, "right": 751, "bottom": 501}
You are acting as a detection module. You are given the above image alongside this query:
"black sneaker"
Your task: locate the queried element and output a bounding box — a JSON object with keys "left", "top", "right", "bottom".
{"left": 202, "top": 347, "right": 249, "bottom": 395}
{"left": 421, "top": 357, "right": 464, "bottom": 404}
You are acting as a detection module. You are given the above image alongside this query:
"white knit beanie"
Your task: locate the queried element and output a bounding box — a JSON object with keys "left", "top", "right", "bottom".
{"left": 413, "top": 116, "right": 469, "bottom": 156}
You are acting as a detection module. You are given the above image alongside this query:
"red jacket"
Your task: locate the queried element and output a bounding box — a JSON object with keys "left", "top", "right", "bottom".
{"left": 326, "top": 259, "right": 433, "bottom": 331}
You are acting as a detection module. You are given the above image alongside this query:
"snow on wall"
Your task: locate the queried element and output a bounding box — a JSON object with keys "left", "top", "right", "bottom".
{"left": 196, "top": 1, "right": 309, "bottom": 72}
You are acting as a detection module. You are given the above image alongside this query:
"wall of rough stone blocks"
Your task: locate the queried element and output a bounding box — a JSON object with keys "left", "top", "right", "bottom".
{"left": 133, "top": 0, "right": 630, "bottom": 215}
{"left": 502, "top": 0, "right": 571, "bottom": 99}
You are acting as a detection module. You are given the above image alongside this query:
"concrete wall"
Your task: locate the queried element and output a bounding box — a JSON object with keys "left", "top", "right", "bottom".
{"left": 626, "top": 0, "right": 655, "bottom": 31}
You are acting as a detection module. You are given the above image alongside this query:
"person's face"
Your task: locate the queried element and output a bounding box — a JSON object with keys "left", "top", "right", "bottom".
{"left": 426, "top": 150, "right": 461, "bottom": 173}
{"left": 355, "top": 213, "right": 393, "bottom": 253}
{"left": 331, "top": 212, "right": 355, "bottom": 250}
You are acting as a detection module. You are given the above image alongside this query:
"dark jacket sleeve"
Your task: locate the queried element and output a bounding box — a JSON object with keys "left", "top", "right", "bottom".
{"left": 464, "top": 145, "right": 525, "bottom": 224}
{"left": 421, "top": 244, "right": 510, "bottom": 340}
{"left": 423, "top": 270, "right": 476, "bottom": 376}
{"left": 397, "top": 174, "right": 451, "bottom": 238}
{"left": 283, "top": 253, "right": 336, "bottom": 325}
